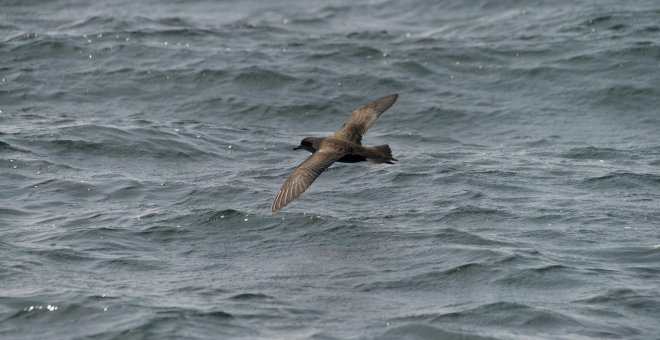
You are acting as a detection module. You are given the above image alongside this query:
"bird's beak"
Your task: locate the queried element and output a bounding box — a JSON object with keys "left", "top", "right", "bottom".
{"left": 293, "top": 145, "right": 302, "bottom": 151}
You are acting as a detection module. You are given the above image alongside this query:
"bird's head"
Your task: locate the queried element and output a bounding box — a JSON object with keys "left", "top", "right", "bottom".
{"left": 294, "top": 137, "right": 320, "bottom": 153}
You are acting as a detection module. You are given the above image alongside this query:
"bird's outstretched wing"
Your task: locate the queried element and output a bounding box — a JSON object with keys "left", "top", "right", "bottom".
{"left": 271, "top": 150, "right": 342, "bottom": 212}
{"left": 334, "top": 93, "right": 398, "bottom": 144}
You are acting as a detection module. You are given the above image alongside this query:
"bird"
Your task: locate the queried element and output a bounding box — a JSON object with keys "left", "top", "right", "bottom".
{"left": 271, "top": 93, "right": 399, "bottom": 212}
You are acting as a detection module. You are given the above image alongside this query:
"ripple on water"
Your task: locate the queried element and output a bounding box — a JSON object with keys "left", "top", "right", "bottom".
{"left": 2, "top": 1, "right": 660, "bottom": 339}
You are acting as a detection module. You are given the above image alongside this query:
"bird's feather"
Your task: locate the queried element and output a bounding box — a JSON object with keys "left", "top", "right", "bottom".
{"left": 271, "top": 150, "right": 342, "bottom": 212}
{"left": 334, "top": 93, "right": 398, "bottom": 144}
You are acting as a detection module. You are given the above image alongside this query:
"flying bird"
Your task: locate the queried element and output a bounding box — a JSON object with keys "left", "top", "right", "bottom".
{"left": 271, "top": 93, "right": 399, "bottom": 212}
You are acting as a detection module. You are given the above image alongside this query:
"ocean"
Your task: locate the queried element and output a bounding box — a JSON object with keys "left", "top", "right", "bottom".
{"left": 1, "top": 0, "right": 659, "bottom": 339}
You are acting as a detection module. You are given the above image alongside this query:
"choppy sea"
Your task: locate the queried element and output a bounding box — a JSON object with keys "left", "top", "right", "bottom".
{"left": 2, "top": 0, "right": 660, "bottom": 339}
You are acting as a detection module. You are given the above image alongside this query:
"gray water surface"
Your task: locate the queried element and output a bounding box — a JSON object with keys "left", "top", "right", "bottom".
{"left": 1, "top": 0, "right": 660, "bottom": 339}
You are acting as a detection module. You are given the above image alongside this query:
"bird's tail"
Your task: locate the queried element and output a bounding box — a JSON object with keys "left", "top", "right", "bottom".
{"left": 366, "top": 144, "right": 397, "bottom": 164}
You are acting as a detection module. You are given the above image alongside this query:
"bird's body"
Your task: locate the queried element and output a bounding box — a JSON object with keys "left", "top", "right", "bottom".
{"left": 271, "top": 94, "right": 399, "bottom": 212}
{"left": 299, "top": 136, "right": 395, "bottom": 164}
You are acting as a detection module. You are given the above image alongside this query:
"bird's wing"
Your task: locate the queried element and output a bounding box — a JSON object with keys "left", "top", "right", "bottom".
{"left": 271, "top": 150, "right": 342, "bottom": 212}
{"left": 334, "top": 93, "right": 398, "bottom": 144}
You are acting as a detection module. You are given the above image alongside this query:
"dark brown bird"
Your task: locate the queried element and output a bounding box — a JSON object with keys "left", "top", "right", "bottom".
{"left": 271, "top": 93, "right": 399, "bottom": 212}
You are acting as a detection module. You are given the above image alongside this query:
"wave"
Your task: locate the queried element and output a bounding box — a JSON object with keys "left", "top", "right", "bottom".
{"left": 579, "top": 172, "right": 660, "bottom": 190}
{"left": 561, "top": 146, "right": 636, "bottom": 161}
{"left": 381, "top": 324, "right": 497, "bottom": 340}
